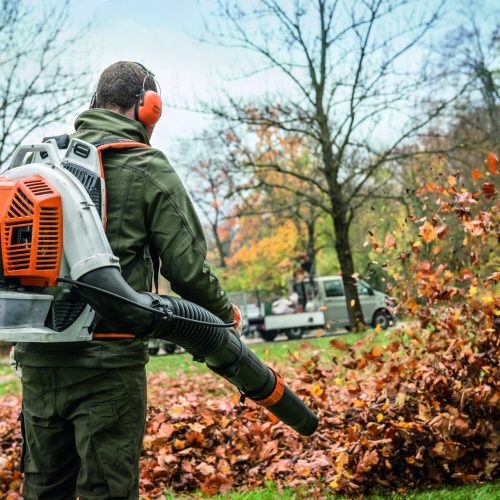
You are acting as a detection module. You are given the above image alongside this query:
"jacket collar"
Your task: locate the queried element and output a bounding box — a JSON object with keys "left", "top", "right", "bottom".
{"left": 74, "top": 109, "right": 151, "bottom": 145}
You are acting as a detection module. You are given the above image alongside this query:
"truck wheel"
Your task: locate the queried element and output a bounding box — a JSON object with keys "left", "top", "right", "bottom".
{"left": 286, "top": 328, "right": 304, "bottom": 340}
{"left": 372, "top": 310, "right": 390, "bottom": 330}
{"left": 148, "top": 347, "right": 160, "bottom": 356}
{"left": 164, "top": 343, "right": 177, "bottom": 354}
{"left": 261, "top": 330, "right": 278, "bottom": 342}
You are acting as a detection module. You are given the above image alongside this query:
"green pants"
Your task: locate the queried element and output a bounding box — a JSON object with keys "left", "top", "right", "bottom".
{"left": 20, "top": 366, "right": 147, "bottom": 500}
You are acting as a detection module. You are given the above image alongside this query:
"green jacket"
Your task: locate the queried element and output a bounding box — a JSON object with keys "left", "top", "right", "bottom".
{"left": 15, "top": 109, "right": 233, "bottom": 368}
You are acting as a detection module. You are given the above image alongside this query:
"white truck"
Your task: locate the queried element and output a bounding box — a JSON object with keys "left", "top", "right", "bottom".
{"left": 237, "top": 276, "right": 394, "bottom": 342}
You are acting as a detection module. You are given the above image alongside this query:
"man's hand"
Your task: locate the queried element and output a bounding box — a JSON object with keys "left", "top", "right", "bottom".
{"left": 231, "top": 303, "right": 242, "bottom": 336}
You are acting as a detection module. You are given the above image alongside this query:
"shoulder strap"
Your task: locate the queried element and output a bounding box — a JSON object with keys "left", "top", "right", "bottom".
{"left": 42, "top": 134, "right": 70, "bottom": 149}
{"left": 93, "top": 137, "right": 158, "bottom": 291}
{"left": 92, "top": 136, "right": 150, "bottom": 230}
{"left": 93, "top": 135, "right": 150, "bottom": 151}
{"left": 92, "top": 135, "right": 151, "bottom": 149}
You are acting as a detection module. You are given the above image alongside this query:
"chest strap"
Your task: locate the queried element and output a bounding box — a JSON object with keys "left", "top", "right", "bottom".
{"left": 92, "top": 333, "right": 136, "bottom": 340}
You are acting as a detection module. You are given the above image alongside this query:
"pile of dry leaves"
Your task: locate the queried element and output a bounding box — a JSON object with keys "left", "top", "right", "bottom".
{"left": 1, "top": 305, "right": 497, "bottom": 498}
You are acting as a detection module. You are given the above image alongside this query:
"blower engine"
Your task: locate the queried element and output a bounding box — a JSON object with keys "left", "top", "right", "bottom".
{"left": 0, "top": 140, "right": 319, "bottom": 436}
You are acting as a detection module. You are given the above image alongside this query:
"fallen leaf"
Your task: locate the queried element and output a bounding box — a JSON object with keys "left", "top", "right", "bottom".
{"left": 310, "top": 384, "right": 324, "bottom": 397}
{"left": 419, "top": 221, "right": 437, "bottom": 243}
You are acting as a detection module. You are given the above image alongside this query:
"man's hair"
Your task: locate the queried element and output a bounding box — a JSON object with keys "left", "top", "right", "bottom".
{"left": 95, "top": 61, "right": 157, "bottom": 111}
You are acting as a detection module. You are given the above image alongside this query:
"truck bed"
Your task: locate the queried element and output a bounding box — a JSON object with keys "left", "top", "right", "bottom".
{"left": 264, "top": 311, "right": 325, "bottom": 331}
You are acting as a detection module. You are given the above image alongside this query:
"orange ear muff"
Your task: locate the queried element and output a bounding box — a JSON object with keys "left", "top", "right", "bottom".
{"left": 137, "top": 90, "right": 162, "bottom": 127}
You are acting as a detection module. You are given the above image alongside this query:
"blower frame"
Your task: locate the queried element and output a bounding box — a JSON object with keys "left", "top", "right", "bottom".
{"left": 0, "top": 140, "right": 319, "bottom": 436}
{"left": 0, "top": 140, "right": 114, "bottom": 342}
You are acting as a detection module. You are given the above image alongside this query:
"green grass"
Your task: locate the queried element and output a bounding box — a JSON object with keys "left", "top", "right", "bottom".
{"left": 147, "top": 348, "right": 207, "bottom": 376}
{"left": 0, "top": 325, "right": 400, "bottom": 391}
{"left": 0, "top": 363, "right": 13, "bottom": 376}
{"left": 146, "top": 326, "right": 398, "bottom": 375}
{"left": 0, "top": 328, "right": 398, "bottom": 389}
{"left": 395, "top": 482, "right": 500, "bottom": 499}
{"left": 0, "top": 330, "right": 371, "bottom": 393}
{"left": 0, "top": 361, "right": 20, "bottom": 396}
{"left": 162, "top": 481, "right": 500, "bottom": 499}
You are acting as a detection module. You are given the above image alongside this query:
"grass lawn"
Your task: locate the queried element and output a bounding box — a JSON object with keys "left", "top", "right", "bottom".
{"left": 0, "top": 330, "right": 373, "bottom": 395}
{"left": 146, "top": 326, "right": 397, "bottom": 375}
{"left": 163, "top": 480, "right": 500, "bottom": 499}
{"left": 0, "top": 360, "right": 20, "bottom": 396}
{"left": 0, "top": 325, "right": 397, "bottom": 391}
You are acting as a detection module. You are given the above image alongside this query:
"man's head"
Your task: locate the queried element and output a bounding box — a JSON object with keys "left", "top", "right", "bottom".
{"left": 93, "top": 61, "right": 161, "bottom": 137}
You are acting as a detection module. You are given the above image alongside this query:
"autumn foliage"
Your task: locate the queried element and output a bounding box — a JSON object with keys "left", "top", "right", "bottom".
{"left": 0, "top": 155, "right": 498, "bottom": 496}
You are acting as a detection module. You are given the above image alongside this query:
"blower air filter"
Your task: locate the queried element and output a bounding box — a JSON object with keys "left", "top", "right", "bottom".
{"left": 0, "top": 175, "right": 62, "bottom": 287}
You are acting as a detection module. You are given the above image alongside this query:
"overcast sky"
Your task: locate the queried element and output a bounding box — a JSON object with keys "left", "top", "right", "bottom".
{"left": 60, "top": 0, "right": 294, "bottom": 158}
{"left": 30, "top": 0, "right": 499, "bottom": 162}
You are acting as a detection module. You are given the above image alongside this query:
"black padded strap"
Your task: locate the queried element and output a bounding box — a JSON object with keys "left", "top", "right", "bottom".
{"left": 42, "top": 134, "right": 70, "bottom": 149}
{"left": 91, "top": 136, "right": 156, "bottom": 290}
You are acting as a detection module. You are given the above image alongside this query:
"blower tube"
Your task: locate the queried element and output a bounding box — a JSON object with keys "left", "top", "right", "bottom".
{"left": 76, "top": 267, "right": 319, "bottom": 436}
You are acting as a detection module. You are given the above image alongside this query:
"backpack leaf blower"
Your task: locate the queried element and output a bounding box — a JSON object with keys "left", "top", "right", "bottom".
{"left": 0, "top": 140, "right": 318, "bottom": 436}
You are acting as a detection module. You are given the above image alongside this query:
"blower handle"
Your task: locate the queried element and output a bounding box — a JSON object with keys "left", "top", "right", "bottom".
{"left": 8, "top": 143, "right": 62, "bottom": 170}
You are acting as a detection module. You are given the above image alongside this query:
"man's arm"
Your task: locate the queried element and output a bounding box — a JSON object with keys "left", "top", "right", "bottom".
{"left": 145, "top": 151, "right": 234, "bottom": 323}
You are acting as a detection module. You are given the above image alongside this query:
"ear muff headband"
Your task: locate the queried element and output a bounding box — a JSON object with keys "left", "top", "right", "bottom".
{"left": 134, "top": 65, "right": 162, "bottom": 127}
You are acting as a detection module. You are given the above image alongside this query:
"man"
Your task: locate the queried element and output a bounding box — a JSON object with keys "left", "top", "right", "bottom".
{"left": 15, "top": 61, "right": 238, "bottom": 499}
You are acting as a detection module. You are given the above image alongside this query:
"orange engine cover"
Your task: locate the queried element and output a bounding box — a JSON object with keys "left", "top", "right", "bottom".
{"left": 0, "top": 175, "right": 63, "bottom": 287}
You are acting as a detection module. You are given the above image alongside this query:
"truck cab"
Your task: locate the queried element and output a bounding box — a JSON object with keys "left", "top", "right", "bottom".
{"left": 314, "top": 276, "right": 393, "bottom": 330}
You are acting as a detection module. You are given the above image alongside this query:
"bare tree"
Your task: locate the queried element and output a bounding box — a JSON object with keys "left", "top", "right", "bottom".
{"left": 439, "top": 15, "right": 499, "bottom": 147}
{"left": 184, "top": 133, "right": 240, "bottom": 268}
{"left": 205, "top": 0, "right": 471, "bottom": 329}
{"left": 188, "top": 157, "right": 235, "bottom": 268}
{"left": 0, "top": 0, "right": 91, "bottom": 165}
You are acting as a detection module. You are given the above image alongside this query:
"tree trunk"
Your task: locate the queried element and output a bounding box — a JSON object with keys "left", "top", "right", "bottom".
{"left": 212, "top": 225, "right": 227, "bottom": 268}
{"left": 318, "top": 111, "right": 365, "bottom": 329}
{"left": 332, "top": 210, "right": 365, "bottom": 330}
{"left": 305, "top": 218, "right": 316, "bottom": 276}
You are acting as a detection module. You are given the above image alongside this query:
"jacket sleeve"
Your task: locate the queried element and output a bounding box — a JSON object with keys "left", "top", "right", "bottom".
{"left": 145, "top": 151, "right": 233, "bottom": 323}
